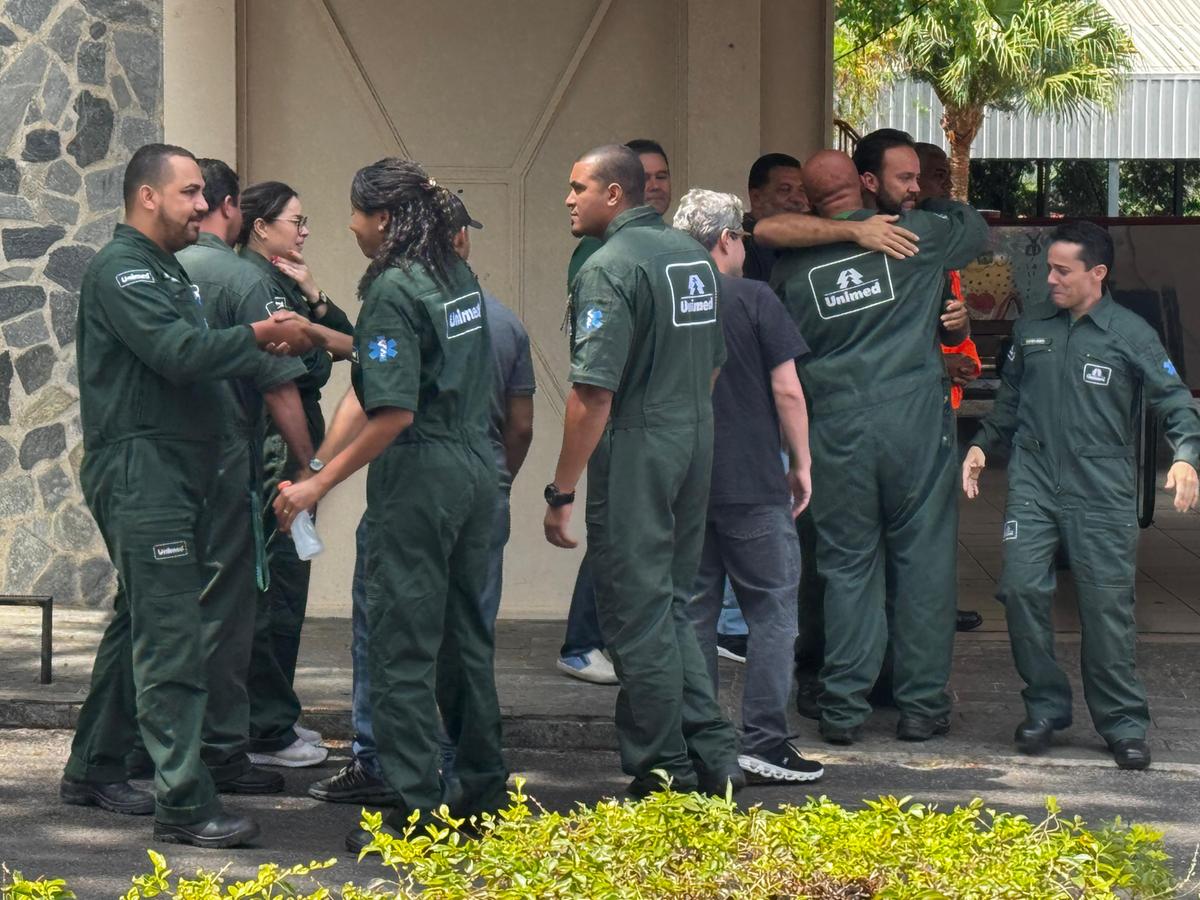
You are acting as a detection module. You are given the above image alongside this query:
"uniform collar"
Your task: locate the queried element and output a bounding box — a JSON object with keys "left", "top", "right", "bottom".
{"left": 1039, "top": 291, "right": 1114, "bottom": 328}
{"left": 1080, "top": 292, "right": 1116, "bottom": 331}
{"left": 604, "top": 205, "right": 661, "bottom": 240}
{"left": 113, "top": 223, "right": 180, "bottom": 268}
{"left": 238, "top": 245, "right": 275, "bottom": 273}
{"left": 194, "top": 231, "right": 235, "bottom": 254}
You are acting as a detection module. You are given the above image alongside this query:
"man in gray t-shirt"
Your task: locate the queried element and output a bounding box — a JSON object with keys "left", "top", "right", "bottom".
{"left": 481, "top": 292, "right": 536, "bottom": 624}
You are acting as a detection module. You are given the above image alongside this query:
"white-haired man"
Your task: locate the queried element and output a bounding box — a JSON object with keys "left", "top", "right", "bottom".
{"left": 674, "top": 188, "right": 823, "bottom": 783}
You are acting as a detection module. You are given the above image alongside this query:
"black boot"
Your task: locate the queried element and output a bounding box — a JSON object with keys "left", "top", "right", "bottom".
{"left": 1110, "top": 738, "right": 1151, "bottom": 771}
{"left": 1013, "top": 716, "right": 1071, "bottom": 755}
{"left": 216, "top": 766, "right": 285, "bottom": 794}
{"left": 154, "top": 812, "right": 260, "bottom": 849}
{"left": 60, "top": 777, "right": 154, "bottom": 815}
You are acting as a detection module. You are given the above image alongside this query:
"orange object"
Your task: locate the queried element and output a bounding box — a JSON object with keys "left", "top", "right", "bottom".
{"left": 942, "top": 271, "right": 981, "bottom": 410}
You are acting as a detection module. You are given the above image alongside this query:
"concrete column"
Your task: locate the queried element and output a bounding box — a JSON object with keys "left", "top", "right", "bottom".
{"left": 760, "top": 0, "right": 833, "bottom": 160}
{"left": 685, "top": 0, "right": 761, "bottom": 198}
{"left": 163, "top": 0, "right": 237, "bottom": 162}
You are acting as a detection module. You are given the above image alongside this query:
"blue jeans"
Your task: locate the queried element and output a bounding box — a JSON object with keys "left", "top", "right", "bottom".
{"left": 717, "top": 581, "right": 748, "bottom": 636}
{"left": 351, "top": 491, "right": 511, "bottom": 778}
{"left": 559, "top": 554, "right": 605, "bottom": 658}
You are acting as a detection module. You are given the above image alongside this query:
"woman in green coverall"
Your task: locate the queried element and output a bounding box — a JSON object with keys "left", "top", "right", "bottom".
{"left": 274, "top": 158, "right": 507, "bottom": 854}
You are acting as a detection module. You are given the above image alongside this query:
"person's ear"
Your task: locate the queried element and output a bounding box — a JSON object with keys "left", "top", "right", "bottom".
{"left": 137, "top": 183, "right": 156, "bottom": 211}
{"left": 1091, "top": 263, "right": 1109, "bottom": 284}
{"left": 860, "top": 171, "right": 879, "bottom": 196}
{"left": 253, "top": 218, "right": 269, "bottom": 241}
{"left": 223, "top": 196, "right": 238, "bottom": 219}
{"left": 378, "top": 210, "right": 390, "bottom": 232}
{"left": 606, "top": 182, "right": 622, "bottom": 207}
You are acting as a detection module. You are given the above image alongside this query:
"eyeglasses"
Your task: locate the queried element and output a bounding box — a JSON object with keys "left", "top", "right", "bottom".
{"left": 275, "top": 215, "right": 309, "bottom": 230}
{"left": 724, "top": 227, "right": 747, "bottom": 240}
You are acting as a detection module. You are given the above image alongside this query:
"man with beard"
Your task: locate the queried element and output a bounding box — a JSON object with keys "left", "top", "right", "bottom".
{"left": 758, "top": 149, "right": 986, "bottom": 744}
{"left": 60, "top": 144, "right": 313, "bottom": 849}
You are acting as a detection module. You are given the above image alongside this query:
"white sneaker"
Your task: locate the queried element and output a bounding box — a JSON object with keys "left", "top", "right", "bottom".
{"left": 248, "top": 737, "right": 329, "bottom": 768}
{"left": 293, "top": 723, "right": 324, "bottom": 746}
{"left": 556, "top": 649, "right": 619, "bottom": 685}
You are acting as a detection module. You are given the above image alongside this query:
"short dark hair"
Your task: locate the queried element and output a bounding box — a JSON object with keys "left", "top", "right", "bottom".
{"left": 852, "top": 128, "right": 915, "bottom": 178}
{"left": 625, "top": 138, "right": 669, "bottom": 167}
{"left": 197, "top": 158, "right": 239, "bottom": 215}
{"left": 1050, "top": 220, "right": 1114, "bottom": 273}
{"left": 123, "top": 143, "right": 196, "bottom": 207}
{"left": 236, "top": 181, "right": 298, "bottom": 247}
{"left": 581, "top": 144, "right": 645, "bottom": 206}
{"left": 748, "top": 153, "right": 802, "bottom": 191}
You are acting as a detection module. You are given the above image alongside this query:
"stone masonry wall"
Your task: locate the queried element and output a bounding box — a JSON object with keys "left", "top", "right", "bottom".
{"left": 0, "top": 0, "right": 163, "bottom": 607}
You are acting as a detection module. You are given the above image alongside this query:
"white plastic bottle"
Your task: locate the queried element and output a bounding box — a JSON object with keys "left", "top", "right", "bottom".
{"left": 278, "top": 481, "right": 325, "bottom": 560}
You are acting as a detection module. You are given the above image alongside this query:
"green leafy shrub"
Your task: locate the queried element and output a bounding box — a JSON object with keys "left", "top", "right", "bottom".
{"left": 3, "top": 783, "right": 1194, "bottom": 899}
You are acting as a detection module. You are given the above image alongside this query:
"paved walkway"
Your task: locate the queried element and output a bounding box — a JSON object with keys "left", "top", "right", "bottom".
{"left": 3, "top": 472, "right": 1199, "bottom": 768}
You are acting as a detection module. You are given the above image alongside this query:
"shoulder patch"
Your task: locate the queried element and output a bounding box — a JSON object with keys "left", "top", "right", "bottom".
{"left": 445, "top": 291, "right": 484, "bottom": 339}
{"left": 367, "top": 336, "right": 397, "bottom": 362}
{"left": 115, "top": 269, "right": 155, "bottom": 288}
{"left": 1164, "top": 358, "right": 1178, "bottom": 377}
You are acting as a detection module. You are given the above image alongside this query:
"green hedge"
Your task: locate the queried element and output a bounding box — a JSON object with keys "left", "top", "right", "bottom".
{"left": 3, "top": 781, "right": 1193, "bottom": 899}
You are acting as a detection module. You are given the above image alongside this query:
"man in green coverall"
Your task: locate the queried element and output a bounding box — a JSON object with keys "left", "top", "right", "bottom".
{"left": 964, "top": 221, "right": 1200, "bottom": 770}
{"left": 60, "top": 143, "right": 313, "bottom": 849}
{"left": 760, "top": 149, "right": 986, "bottom": 743}
{"left": 544, "top": 144, "right": 740, "bottom": 796}
{"left": 176, "top": 158, "right": 321, "bottom": 791}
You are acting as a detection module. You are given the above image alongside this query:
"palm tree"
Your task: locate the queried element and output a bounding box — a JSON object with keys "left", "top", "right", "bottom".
{"left": 843, "top": 0, "right": 1137, "bottom": 199}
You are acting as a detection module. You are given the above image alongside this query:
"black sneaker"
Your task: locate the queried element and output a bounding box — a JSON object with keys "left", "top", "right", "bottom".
{"left": 215, "top": 766, "right": 284, "bottom": 795}
{"left": 716, "top": 633, "right": 747, "bottom": 663}
{"left": 739, "top": 741, "right": 825, "bottom": 783}
{"left": 308, "top": 760, "right": 399, "bottom": 805}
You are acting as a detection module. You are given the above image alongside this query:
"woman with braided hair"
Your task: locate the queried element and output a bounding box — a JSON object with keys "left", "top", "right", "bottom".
{"left": 274, "top": 158, "right": 507, "bottom": 850}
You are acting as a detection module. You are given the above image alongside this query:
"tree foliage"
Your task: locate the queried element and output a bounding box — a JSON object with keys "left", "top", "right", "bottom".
{"left": 837, "top": 0, "right": 1138, "bottom": 198}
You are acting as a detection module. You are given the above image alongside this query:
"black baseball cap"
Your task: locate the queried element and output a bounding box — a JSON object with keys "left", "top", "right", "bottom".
{"left": 447, "top": 192, "right": 483, "bottom": 230}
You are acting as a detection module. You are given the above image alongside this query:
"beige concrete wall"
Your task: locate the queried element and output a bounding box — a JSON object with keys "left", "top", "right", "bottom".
{"left": 162, "top": 0, "right": 237, "bottom": 161}
{"left": 232, "top": 0, "right": 833, "bottom": 619}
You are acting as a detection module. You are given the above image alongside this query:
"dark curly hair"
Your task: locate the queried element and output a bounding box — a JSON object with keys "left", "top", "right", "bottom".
{"left": 351, "top": 158, "right": 460, "bottom": 295}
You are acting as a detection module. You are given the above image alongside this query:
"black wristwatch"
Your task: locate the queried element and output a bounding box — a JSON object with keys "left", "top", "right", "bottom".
{"left": 544, "top": 482, "right": 576, "bottom": 507}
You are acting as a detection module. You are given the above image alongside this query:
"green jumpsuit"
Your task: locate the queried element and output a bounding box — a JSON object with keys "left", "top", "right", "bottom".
{"left": 176, "top": 233, "right": 307, "bottom": 770}
{"left": 770, "top": 200, "right": 987, "bottom": 732}
{"left": 972, "top": 293, "right": 1200, "bottom": 742}
{"left": 236, "top": 248, "right": 353, "bottom": 752}
{"left": 64, "top": 224, "right": 274, "bottom": 824}
{"left": 353, "top": 258, "right": 506, "bottom": 826}
{"left": 570, "top": 205, "right": 738, "bottom": 789}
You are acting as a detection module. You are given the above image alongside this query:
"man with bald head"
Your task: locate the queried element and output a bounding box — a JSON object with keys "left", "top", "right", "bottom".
{"left": 759, "top": 148, "right": 987, "bottom": 745}
{"left": 544, "top": 144, "right": 740, "bottom": 796}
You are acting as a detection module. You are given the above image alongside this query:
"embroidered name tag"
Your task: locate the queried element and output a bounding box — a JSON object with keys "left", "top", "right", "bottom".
{"left": 152, "top": 540, "right": 189, "bottom": 561}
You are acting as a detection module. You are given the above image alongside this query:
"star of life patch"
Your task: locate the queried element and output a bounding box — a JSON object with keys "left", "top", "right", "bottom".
{"left": 583, "top": 307, "right": 604, "bottom": 332}
{"left": 368, "top": 335, "right": 397, "bottom": 362}
{"left": 1164, "top": 359, "right": 1178, "bottom": 377}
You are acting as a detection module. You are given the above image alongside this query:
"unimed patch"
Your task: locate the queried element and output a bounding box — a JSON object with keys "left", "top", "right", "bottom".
{"left": 806, "top": 251, "right": 896, "bottom": 320}
{"left": 666, "top": 260, "right": 717, "bottom": 327}
{"left": 152, "top": 540, "right": 189, "bottom": 561}
{"left": 445, "top": 291, "right": 484, "bottom": 339}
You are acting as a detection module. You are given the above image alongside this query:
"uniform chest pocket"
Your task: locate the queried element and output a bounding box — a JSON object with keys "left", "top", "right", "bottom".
{"left": 1076, "top": 352, "right": 1130, "bottom": 391}
{"left": 168, "top": 281, "right": 206, "bottom": 327}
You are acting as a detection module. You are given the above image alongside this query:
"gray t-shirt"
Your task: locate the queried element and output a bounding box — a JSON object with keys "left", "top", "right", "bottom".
{"left": 485, "top": 294, "right": 536, "bottom": 488}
